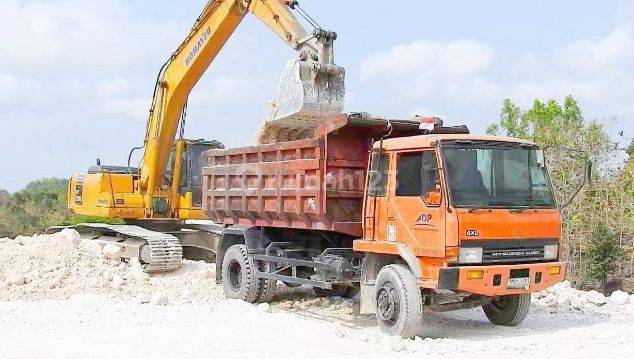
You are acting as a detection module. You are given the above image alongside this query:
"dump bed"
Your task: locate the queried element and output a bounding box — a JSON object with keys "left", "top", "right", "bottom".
{"left": 202, "top": 115, "right": 424, "bottom": 236}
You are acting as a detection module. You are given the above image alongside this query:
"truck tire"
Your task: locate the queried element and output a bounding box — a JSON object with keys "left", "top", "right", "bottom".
{"left": 482, "top": 294, "right": 531, "bottom": 326}
{"left": 375, "top": 264, "right": 423, "bottom": 338}
{"left": 257, "top": 277, "right": 277, "bottom": 303}
{"left": 221, "top": 244, "right": 260, "bottom": 303}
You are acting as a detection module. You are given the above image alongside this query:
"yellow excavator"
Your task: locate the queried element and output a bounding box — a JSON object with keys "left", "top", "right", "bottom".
{"left": 57, "top": 0, "right": 345, "bottom": 271}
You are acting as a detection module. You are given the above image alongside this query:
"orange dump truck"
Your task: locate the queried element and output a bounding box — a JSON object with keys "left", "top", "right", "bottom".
{"left": 202, "top": 113, "right": 568, "bottom": 338}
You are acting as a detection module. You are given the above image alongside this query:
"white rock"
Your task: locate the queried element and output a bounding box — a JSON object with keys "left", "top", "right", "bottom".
{"left": 48, "top": 268, "right": 71, "bottom": 289}
{"left": 320, "top": 297, "right": 331, "bottom": 307}
{"left": 582, "top": 302, "right": 598, "bottom": 313}
{"left": 129, "top": 257, "right": 142, "bottom": 268}
{"left": 129, "top": 267, "right": 149, "bottom": 281}
{"left": 20, "top": 263, "right": 33, "bottom": 274}
{"left": 630, "top": 294, "right": 634, "bottom": 305}
{"left": 110, "top": 275, "right": 124, "bottom": 290}
{"left": 571, "top": 297, "right": 586, "bottom": 310}
{"left": 0, "top": 237, "right": 9, "bottom": 243}
{"left": 7, "top": 274, "right": 26, "bottom": 286}
{"left": 544, "top": 292, "right": 558, "bottom": 306}
{"left": 150, "top": 291, "right": 169, "bottom": 305}
{"left": 556, "top": 293, "right": 572, "bottom": 306}
{"left": 102, "top": 244, "right": 123, "bottom": 260}
{"left": 137, "top": 293, "right": 152, "bottom": 304}
{"left": 257, "top": 303, "right": 271, "bottom": 312}
{"left": 198, "top": 269, "right": 214, "bottom": 280}
{"left": 584, "top": 290, "right": 608, "bottom": 306}
{"left": 60, "top": 228, "right": 81, "bottom": 245}
{"left": 179, "top": 289, "right": 194, "bottom": 303}
{"left": 609, "top": 290, "right": 630, "bottom": 305}
{"left": 84, "top": 241, "right": 104, "bottom": 256}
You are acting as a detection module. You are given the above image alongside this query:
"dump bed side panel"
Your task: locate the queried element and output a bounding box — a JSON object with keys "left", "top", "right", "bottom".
{"left": 202, "top": 134, "right": 366, "bottom": 236}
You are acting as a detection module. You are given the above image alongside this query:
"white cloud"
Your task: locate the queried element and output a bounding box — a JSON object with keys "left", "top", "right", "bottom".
{"left": 554, "top": 26, "right": 634, "bottom": 75}
{"left": 359, "top": 26, "right": 634, "bottom": 128}
{"left": 506, "top": 26, "right": 634, "bottom": 114}
{"left": 359, "top": 39, "right": 497, "bottom": 107}
{"left": 98, "top": 78, "right": 131, "bottom": 96}
{"left": 361, "top": 40, "right": 494, "bottom": 80}
{"left": 0, "top": 0, "right": 183, "bottom": 73}
{"left": 99, "top": 97, "right": 149, "bottom": 120}
{"left": 189, "top": 76, "right": 262, "bottom": 105}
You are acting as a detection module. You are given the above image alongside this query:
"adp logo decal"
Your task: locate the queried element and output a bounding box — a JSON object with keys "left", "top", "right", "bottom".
{"left": 413, "top": 213, "right": 435, "bottom": 228}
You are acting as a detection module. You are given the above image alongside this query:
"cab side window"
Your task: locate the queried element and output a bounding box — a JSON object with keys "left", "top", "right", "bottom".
{"left": 368, "top": 152, "right": 389, "bottom": 197}
{"left": 396, "top": 151, "right": 439, "bottom": 197}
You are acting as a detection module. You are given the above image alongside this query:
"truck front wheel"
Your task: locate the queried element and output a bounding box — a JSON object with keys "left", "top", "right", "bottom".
{"left": 375, "top": 264, "right": 423, "bottom": 338}
{"left": 482, "top": 294, "right": 531, "bottom": 326}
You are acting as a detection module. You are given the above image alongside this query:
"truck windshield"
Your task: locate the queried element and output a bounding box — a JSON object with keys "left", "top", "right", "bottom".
{"left": 442, "top": 142, "right": 556, "bottom": 208}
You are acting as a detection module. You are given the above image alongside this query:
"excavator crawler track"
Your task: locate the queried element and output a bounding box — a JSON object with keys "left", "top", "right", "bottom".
{"left": 48, "top": 223, "right": 183, "bottom": 272}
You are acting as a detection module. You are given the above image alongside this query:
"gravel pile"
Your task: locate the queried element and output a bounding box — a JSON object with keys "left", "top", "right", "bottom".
{"left": 1, "top": 232, "right": 634, "bottom": 357}
{"left": 532, "top": 280, "right": 634, "bottom": 313}
{"left": 0, "top": 229, "right": 222, "bottom": 304}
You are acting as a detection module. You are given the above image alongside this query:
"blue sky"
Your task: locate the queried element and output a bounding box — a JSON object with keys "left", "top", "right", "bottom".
{"left": 1, "top": 0, "right": 633, "bottom": 191}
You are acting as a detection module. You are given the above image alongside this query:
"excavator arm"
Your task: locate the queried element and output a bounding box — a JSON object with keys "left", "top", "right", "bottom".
{"left": 141, "top": 0, "right": 344, "bottom": 215}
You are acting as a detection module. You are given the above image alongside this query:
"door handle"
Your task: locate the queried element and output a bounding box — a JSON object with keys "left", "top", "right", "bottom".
{"left": 387, "top": 216, "right": 396, "bottom": 220}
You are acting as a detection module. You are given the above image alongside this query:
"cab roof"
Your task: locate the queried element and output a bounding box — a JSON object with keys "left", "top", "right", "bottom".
{"left": 373, "top": 134, "right": 539, "bottom": 151}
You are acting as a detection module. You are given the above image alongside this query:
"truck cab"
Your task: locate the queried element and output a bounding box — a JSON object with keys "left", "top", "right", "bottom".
{"left": 355, "top": 133, "right": 566, "bottom": 335}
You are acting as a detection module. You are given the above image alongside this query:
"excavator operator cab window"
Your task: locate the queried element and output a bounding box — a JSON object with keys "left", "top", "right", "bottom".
{"left": 165, "top": 147, "right": 187, "bottom": 189}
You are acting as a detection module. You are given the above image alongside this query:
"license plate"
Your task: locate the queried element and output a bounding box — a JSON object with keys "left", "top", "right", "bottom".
{"left": 507, "top": 277, "right": 530, "bottom": 289}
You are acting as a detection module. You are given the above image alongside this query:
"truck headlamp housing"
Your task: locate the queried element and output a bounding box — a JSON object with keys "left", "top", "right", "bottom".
{"left": 544, "top": 244, "right": 559, "bottom": 260}
{"left": 459, "top": 247, "right": 483, "bottom": 264}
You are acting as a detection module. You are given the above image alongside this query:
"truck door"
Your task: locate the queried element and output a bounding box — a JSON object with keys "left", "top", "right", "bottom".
{"left": 387, "top": 150, "right": 445, "bottom": 257}
{"left": 364, "top": 151, "right": 390, "bottom": 240}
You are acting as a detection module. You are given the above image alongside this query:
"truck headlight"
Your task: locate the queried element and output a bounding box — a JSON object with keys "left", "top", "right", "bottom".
{"left": 544, "top": 244, "right": 558, "bottom": 260}
{"left": 459, "top": 247, "right": 483, "bottom": 264}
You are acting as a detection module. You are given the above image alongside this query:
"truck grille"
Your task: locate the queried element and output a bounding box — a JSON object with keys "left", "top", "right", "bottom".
{"left": 461, "top": 238, "right": 558, "bottom": 264}
{"left": 483, "top": 247, "right": 544, "bottom": 263}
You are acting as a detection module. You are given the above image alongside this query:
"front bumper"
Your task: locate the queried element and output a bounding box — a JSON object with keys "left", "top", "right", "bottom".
{"left": 437, "top": 261, "right": 566, "bottom": 296}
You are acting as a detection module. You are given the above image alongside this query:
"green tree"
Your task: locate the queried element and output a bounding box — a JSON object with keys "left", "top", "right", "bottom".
{"left": 585, "top": 223, "right": 622, "bottom": 293}
{"left": 487, "top": 96, "right": 632, "bottom": 288}
{"left": 0, "top": 178, "right": 70, "bottom": 238}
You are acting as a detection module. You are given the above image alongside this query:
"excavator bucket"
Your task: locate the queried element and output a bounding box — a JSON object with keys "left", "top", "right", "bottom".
{"left": 258, "top": 59, "right": 345, "bottom": 144}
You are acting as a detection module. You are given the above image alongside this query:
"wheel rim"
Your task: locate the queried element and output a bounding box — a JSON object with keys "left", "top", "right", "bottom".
{"left": 376, "top": 282, "right": 399, "bottom": 327}
{"left": 228, "top": 259, "right": 242, "bottom": 291}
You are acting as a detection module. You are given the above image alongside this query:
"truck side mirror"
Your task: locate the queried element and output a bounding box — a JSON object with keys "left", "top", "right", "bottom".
{"left": 422, "top": 167, "right": 442, "bottom": 206}
{"left": 549, "top": 147, "right": 591, "bottom": 210}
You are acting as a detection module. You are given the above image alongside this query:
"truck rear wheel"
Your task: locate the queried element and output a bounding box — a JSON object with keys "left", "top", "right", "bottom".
{"left": 375, "top": 264, "right": 423, "bottom": 338}
{"left": 221, "top": 244, "right": 261, "bottom": 303}
{"left": 482, "top": 294, "right": 531, "bottom": 326}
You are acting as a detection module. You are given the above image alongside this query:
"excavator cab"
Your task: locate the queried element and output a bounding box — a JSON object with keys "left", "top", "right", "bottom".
{"left": 166, "top": 139, "right": 224, "bottom": 216}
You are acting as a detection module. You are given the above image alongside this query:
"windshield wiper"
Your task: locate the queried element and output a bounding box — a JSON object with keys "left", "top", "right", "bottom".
{"left": 467, "top": 205, "right": 488, "bottom": 213}
{"left": 469, "top": 200, "right": 525, "bottom": 213}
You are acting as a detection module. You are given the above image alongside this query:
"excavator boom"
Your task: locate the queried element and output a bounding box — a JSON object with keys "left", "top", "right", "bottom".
{"left": 141, "top": 0, "right": 345, "bottom": 215}
{"left": 63, "top": 0, "right": 345, "bottom": 272}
